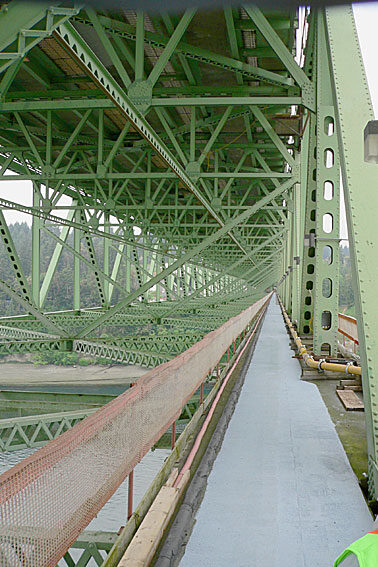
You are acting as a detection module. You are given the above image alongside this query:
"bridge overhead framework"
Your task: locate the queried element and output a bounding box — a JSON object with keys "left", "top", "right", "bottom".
{"left": 0, "top": 2, "right": 378, "bottom": 565}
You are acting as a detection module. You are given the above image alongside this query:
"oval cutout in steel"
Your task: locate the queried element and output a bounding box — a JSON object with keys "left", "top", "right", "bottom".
{"left": 322, "top": 278, "right": 332, "bottom": 298}
{"left": 323, "top": 245, "right": 333, "bottom": 265}
{"left": 324, "top": 116, "right": 334, "bottom": 136}
{"left": 321, "top": 310, "right": 332, "bottom": 330}
{"left": 324, "top": 149, "right": 334, "bottom": 168}
{"left": 323, "top": 213, "right": 333, "bottom": 234}
{"left": 324, "top": 181, "right": 334, "bottom": 200}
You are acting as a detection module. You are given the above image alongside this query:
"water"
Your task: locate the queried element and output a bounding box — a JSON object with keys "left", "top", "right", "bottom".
{"left": 87, "top": 448, "right": 171, "bottom": 531}
{"left": 0, "top": 446, "right": 171, "bottom": 564}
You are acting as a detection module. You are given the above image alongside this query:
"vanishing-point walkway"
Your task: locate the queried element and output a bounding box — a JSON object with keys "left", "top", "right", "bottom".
{"left": 180, "top": 299, "right": 372, "bottom": 566}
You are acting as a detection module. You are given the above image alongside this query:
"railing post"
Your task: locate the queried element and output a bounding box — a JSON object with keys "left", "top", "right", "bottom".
{"left": 128, "top": 470, "right": 134, "bottom": 520}
{"left": 171, "top": 421, "right": 176, "bottom": 450}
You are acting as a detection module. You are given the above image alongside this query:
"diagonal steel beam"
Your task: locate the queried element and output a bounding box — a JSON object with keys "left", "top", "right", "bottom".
{"left": 147, "top": 9, "right": 196, "bottom": 87}
{"left": 74, "top": 13, "right": 294, "bottom": 88}
{"left": 197, "top": 106, "right": 233, "bottom": 167}
{"left": 0, "top": 2, "right": 80, "bottom": 74}
{"left": 86, "top": 7, "right": 131, "bottom": 90}
{"left": 0, "top": 280, "right": 67, "bottom": 337}
{"left": 0, "top": 210, "right": 34, "bottom": 307}
{"left": 40, "top": 210, "right": 75, "bottom": 307}
{"left": 250, "top": 106, "right": 295, "bottom": 168}
{"left": 242, "top": 4, "right": 314, "bottom": 106}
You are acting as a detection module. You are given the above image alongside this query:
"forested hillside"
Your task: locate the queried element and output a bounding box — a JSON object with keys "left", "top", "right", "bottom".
{"left": 0, "top": 222, "right": 140, "bottom": 316}
{"left": 0, "top": 223, "right": 355, "bottom": 317}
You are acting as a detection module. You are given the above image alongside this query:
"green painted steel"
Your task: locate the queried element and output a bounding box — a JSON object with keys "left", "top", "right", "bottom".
{"left": 325, "top": 5, "right": 378, "bottom": 498}
{"left": 312, "top": 12, "right": 340, "bottom": 356}
{"left": 0, "top": 389, "right": 116, "bottom": 414}
{"left": 0, "top": 409, "right": 97, "bottom": 452}
{"left": 60, "top": 530, "right": 117, "bottom": 567}
{"left": 0, "top": 0, "right": 374, "bottom": 503}
{"left": 0, "top": 392, "right": 201, "bottom": 452}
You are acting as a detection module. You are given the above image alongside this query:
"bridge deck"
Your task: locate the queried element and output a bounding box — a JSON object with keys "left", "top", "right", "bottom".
{"left": 180, "top": 300, "right": 371, "bottom": 566}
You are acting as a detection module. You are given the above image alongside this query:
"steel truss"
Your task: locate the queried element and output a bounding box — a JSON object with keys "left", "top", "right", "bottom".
{"left": 0, "top": 2, "right": 375, "bottom": 497}
{"left": 0, "top": 395, "right": 201, "bottom": 452}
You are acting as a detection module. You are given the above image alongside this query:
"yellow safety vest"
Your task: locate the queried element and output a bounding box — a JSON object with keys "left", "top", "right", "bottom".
{"left": 334, "top": 532, "right": 378, "bottom": 566}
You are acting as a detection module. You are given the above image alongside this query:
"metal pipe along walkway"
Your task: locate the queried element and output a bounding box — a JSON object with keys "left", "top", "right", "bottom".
{"left": 179, "top": 300, "right": 372, "bottom": 566}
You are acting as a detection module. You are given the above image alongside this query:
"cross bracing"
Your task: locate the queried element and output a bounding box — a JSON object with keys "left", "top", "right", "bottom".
{"left": 0, "top": 0, "right": 374, "bottom": 500}
{"left": 3, "top": 3, "right": 378, "bottom": 563}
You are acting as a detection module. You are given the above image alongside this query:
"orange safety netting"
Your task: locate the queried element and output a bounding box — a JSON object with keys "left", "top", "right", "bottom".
{"left": 0, "top": 295, "right": 269, "bottom": 567}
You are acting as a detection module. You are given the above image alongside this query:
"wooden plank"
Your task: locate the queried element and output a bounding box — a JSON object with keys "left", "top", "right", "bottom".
{"left": 119, "top": 469, "right": 190, "bottom": 566}
{"left": 339, "top": 379, "right": 361, "bottom": 387}
{"left": 337, "top": 380, "right": 362, "bottom": 392}
{"left": 336, "top": 389, "right": 364, "bottom": 411}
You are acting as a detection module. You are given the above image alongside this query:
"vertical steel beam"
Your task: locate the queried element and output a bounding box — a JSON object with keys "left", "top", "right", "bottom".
{"left": 326, "top": 5, "right": 378, "bottom": 497}
{"left": 312, "top": 11, "right": 340, "bottom": 356}
{"left": 135, "top": 13, "right": 145, "bottom": 82}
{"left": 104, "top": 213, "right": 110, "bottom": 304}
{"left": 40, "top": 210, "right": 75, "bottom": 307}
{"left": 31, "top": 184, "right": 41, "bottom": 307}
{"left": 73, "top": 211, "right": 81, "bottom": 311}
{"left": 155, "top": 248, "right": 161, "bottom": 302}
{"left": 290, "top": 172, "right": 302, "bottom": 325}
{"left": 299, "top": 114, "right": 317, "bottom": 340}
{"left": 190, "top": 107, "right": 196, "bottom": 162}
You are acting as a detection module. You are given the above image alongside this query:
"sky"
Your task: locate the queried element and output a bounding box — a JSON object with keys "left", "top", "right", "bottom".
{"left": 0, "top": 5, "right": 377, "bottom": 239}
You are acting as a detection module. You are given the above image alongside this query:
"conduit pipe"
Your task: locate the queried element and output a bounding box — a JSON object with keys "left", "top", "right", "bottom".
{"left": 277, "top": 295, "right": 361, "bottom": 377}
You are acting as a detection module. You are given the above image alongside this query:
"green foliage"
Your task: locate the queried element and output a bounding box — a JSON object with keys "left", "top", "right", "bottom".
{"left": 78, "top": 358, "right": 91, "bottom": 366}
{"left": 96, "top": 357, "right": 111, "bottom": 365}
{"left": 31, "top": 354, "right": 49, "bottom": 366}
{"left": 31, "top": 351, "right": 78, "bottom": 366}
{"left": 0, "top": 222, "right": 140, "bottom": 316}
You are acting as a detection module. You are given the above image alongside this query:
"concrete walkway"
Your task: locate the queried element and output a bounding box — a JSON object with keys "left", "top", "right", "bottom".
{"left": 180, "top": 299, "right": 371, "bottom": 567}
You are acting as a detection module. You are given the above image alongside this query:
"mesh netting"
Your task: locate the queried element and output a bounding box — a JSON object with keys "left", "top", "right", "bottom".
{"left": 0, "top": 296, "right": 268, "bottom": 567}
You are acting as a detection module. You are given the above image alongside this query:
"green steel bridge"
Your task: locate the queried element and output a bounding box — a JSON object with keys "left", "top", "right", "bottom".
{"left": 0, "top": 2, "right": 376, "bottom": 566}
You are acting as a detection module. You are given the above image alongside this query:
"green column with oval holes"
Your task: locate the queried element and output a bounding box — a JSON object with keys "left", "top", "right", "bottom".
{"left": 290, "top": 171, "right": 303, "bottom": 327}
{"left": 31, "top": 183, "right": 41, "bottom": 307}
{"left": 312, "top": 11, "right": 340, "bottom": 356}
{"left": 299, "top": 112, "right": 317, "bottom": 340}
